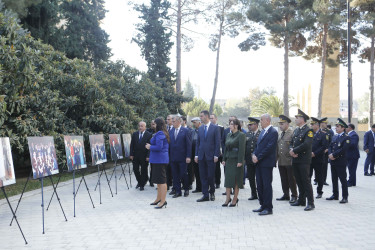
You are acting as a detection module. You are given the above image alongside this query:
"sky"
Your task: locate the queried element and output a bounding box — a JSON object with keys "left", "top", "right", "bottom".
{"left": 102, "top": 0, "right": 371, "bottom": 117}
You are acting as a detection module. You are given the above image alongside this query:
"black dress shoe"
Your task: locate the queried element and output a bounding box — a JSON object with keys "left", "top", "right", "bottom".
{"left": 259, "top": 209, "right": 272, "bottom": 215}
{"left": 304, "top": 204, "right": 315, "bottom": 211}
{"left": 192, "top": 189, "right": 201, "bottom": 193}
{"left": 276, "top": 195, "right": 290, "bottom": 201}
{"left": 313, "top": 181, "right": 317, "bottom": 185}
{"left": 169, "top": 190, "right": 176, "bottom": 195}
{"left": 210, "top": 193, "right": 215, "bottom": 201}
{"left": 365, "top": 173, "right": 372, "bottom": 176}
{"left": 323, "top": 182, "right": 329, "bottom": 186}
{"left": 136, "top": 184, "right": 140, "bottom": 189}
{"left": 140, "top": 186, "right": 144, "bottom": 191}
{"left": 189, "top": 185, "right": 193, "bottom": 190}
{"left": 215, "top": 184, "right": 220, "bottom": 189}
{"left": 340, "top": 198, "right": 348, "bottom": 204}
{"left": 229, "top": 198, "right": 239, "bottom": 207}
{"left": 222, "top": 198, "right": 232, "bottom": 207}
{"left": 326, "top": 195, "right": 338, "bottom": 200}
{"left": 290, "top": 201, "right": 305, "bottom": 206}
{"left": 184, "top": 190, "right": 189, "bottom": 197}
{"left": 316, "top": 194, "right": 322, "bottom": 199}
{"left": 372, "top": 173, "right": 375, "bottom": 176}
{"left": 150, "top": 200, "right": 161, "bottom": 205}
{"left": 172, "top": 193, "right": 182, "bottom": 198}
{"left": 248, "top": 196, "right": 258, "bottom": 200}
{"left": 197, "top": 196, "right": 209, "bottom": 202}
{"left": 150, "top": 183, "right": 154, "bottom": 187}
{"left": 252, "top": 207, "right": 263, "bottom": 212}
{"left": 155, "top": 201, "right": 167, "bottom": 209}
{"left": 289, "top": 197, "right": 297, "bottom": 203}
{"left": 347, "top": 183, "right": 353, "bottom": 187}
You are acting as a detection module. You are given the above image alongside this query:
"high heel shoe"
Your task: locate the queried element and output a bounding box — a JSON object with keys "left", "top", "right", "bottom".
{"left": 229, "top": 198, "right": 239, "bottom": 207}
{"left": 155, "top": 201, "right": 167, "bottom": 209}
{"left": 222, "top": 198, "right": 232, "bottom": 207}
{"left": 150, "top": 200, "right": 161, "bottom": 205}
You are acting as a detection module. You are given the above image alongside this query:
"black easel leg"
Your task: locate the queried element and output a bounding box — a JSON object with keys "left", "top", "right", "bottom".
{"left": 41, "top": 178, "right": 45, "bottom": 234}
{"left": 81, "top": 174, "right": 95, "bottom": 208}
{"left": 103, "top": 167, "right": 113, "bottom": 197}
{"left": 120, "top": 164, "right": 129, "bottom": 190}
{"left": 46, "top": 172, "right": 63, "bottom": 211}
{"left": 48, "top": 176, "right": 68, "bottom": 222}
{"left": 73, "top": 171, "right": 76, "bottom": 217}
{"left": 2, "top": 187, "right": 28, "bottom": 244}
{"left": 94, "top": 169, "right": 104, "bottom": 191}
{"left": 97, "top": 165, "right": 102, "bottom": 204}
{"left": 128, "top": 162, "right": 132, "bottom": 187}
{"left": 75, "top": 172, "right": 84, "bottom": 197}
{"left": 10, "top": 171, "right": 32, "bottom": 226}
{"left": 115, "top": 165, "right": 117, "bottom": 195}
{"left": 109, "top": 162, "right": 116, "bottom": 182}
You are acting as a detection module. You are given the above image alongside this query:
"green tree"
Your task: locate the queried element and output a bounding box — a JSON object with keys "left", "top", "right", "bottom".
{"left": 183, "top": 98, "right": 222, "bottom": 117}
{"left": 3, "top": 0, "right": 41, "bottom": 17}
{"left": 183, "top": 79, "right": 195, "bottom": 99}
{"left": 251, "top": 95, "right": 298, "bottom": 117}
{"left": 245, "top": 0, "right": 315, "bottom": 116}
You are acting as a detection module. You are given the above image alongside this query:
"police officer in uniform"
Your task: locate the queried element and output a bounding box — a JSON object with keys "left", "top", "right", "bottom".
{"left": 327, "top": 118, "right": 350, "bottom": 204}
{"left": 310, "top": 117, "right": 328, "bottom": 199}
{"left": 320, "top": 118, "right": 333, "bottom": 185}
{"left": 245, "top": 117, "right": 261, "bottom": 200}
{"left": 289, "top": 109, "right": 315, "bottom": 211}
{"left": 277, "top": 115, "right": 298, "bottom": 203}
{"left": 190, "top": 117, "right": 202, "bottom": 193}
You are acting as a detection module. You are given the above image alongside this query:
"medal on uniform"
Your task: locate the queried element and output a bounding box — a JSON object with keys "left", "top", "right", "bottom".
{"left": 338, "top": 142, "right": 340, "bottom": 147}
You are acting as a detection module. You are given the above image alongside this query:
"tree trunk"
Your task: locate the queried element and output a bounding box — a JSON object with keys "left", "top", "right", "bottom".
{"left": 318, "top": 23, "right": 328, "bottom": 117}
{"left": 209, "top": 16, "right": 224, "bottom": 114}
{"left": 370, "top": 34, "right": 374, "bottom": 126}
{"left": 283, "top": 35, "right": 289, "bottom": 116}
{"left": 176, "top": 0, "right": 182, "bottom": 93}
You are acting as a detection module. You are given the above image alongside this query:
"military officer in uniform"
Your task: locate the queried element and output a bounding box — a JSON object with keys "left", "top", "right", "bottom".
{"left": 327, "top": 118, "right": 350, "bottom": 204}
{"left": 289, "top": 109, "right": 315, "bottom": 211}
{"left": 320, "top": 118, "right": 333, "bottom": 185}
{"left": 245, "top": 117, "right": 261, "bottom": 200}
{"left": 277, "top": 115, "right": 298, "bottom": 203}
{"left": 310, "top": 117, "right": 329, "bottom": 199}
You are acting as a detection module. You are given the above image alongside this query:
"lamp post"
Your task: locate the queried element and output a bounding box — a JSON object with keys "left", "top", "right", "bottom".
{"left": 347, "top": 0, "right": 352, "bottom": 123}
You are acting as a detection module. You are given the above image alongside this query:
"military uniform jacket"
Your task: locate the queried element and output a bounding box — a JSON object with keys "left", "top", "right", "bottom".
{"left": 191, "top": 128, "right": 199, "bottom": 159}
{"left": 311, "top": 129, "right": 329, "bottom": 164}
{"left": 245, "top": 130, "right": 261, "bottom": 166}
{"left": 290, "top": 124, "right": 313, "bottom": 164}
{"left": 328, "top": 133, "right": 350, "bottom": 166}
{"left": 277, "top": 127, "right": 293, "bottom": 166}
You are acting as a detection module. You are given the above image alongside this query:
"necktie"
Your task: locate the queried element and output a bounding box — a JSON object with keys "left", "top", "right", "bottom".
{"left": 259, "top": 129, "right": 265, "bottom": 140}
{"left": 281, "top": 131, "right": 285, "bottom": 139}
{"left": 175, "top": 128, "right": 178, "bottom": 140}
{"left": 204, "top": 125, "right": 207, "bottom": 138}
{"left": 139, "top": 132, "right": 143, "bottom": 140}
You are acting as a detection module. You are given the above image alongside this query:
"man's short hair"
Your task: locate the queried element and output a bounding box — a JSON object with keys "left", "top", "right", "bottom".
{"left": 201, "top": 110, "right": 210, "bottom": 117}
{"left": 348, "top": 123, "right": 355, "bottom": 130}
{"left": 210, "top": 114, "right": 217, "bottom": 118}
{"left": 327, "top": 124, "right": 332, "bottom": 129}
{"left": 181, "top": 116, "right": 187, "bottom": 122}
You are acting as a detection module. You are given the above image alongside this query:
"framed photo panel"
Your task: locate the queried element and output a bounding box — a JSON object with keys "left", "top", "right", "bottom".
{"left": 122, "top": 134, "right": 131, "bottom": 158}
{"left": 89, "top": 135, "right": 107, "bottom": 165}
{"left": 64, "top": 136, "right": 87, "bottom": 172}
{"left": 27, "top": 136, "right": 59, "bottom": 179}
{"left": 0, "top": 138, "right": 16, "bottom": 187}
{"left": 109, "top": 134, "right": 123, "bottom": 161}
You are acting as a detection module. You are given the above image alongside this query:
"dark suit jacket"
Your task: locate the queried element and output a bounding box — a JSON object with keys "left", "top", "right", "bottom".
{"left": 363, "top": 130, "right": 375, "bottom": 153}
{"left": 130, "top": 131, "right": 152, "bottom": 160}
{"left": 169, "top": 127, "right": 192, "bottom": 162}
{"left": 253, "top": 126, "right": 278, "bottom": 168}
{"left": 347, "top": 131, "right": 360, "bottom": 159}
{"left": 221, "top": 127, "right": 230, "bottom": 155}
{"left": 195, "top": 123, "right": 221, "bottom": 161}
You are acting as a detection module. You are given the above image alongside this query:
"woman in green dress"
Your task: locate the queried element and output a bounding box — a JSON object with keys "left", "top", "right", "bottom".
{"left": 222, "top": 118, "right": 246, "bottom": 207}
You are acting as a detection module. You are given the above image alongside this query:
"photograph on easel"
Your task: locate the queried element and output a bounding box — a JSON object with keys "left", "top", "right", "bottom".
{"left": 27, "top": 137, "right": 59, "bottom": 179}
{"left": 89, "top": 134, "right": 107, "bottom": 165}
{"left": 122, "top": 134, "right": 131, "bottom": 158}
{"left": 64, "top": 136, "right": 87, "bottom": 171}
{"left": 0, "top": 137, "right": 16, "bottom": 187}
{"left": 109, "top": 134, "right": 123, "bottom": 161}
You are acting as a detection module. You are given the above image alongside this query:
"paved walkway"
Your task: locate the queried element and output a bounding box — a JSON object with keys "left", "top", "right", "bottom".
{"left": 1, "top": 151, "right": 374, "bottom": 249}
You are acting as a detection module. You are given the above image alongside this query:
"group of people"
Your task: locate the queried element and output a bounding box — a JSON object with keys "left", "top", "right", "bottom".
{"left": 129, "top": 109, "right": 362, "bottom": 213}
{"left": 29, "top": 141, "right": 58, "bottom": 179}
{"left": 64, "top": 138, "right": 86, "bottom": 171}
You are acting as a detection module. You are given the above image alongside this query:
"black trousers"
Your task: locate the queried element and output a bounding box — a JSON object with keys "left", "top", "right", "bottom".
{"left": 149, "top": 163, "right": 153, "bottom": 185}
{"left": 278, "top": 165, "right": 298, "bottom": 198}
{"left": 255, "top": 166, "right": 273, "bottom": 211}
{"left": 310, "top": 160, "right": 324, "bottom": 195}
{"left": 133, "top": 157, "right": 148, "bottom": 187}
{"left": 331, "top": 164, "right": 348, "bottom": 199}
{"left": 292, "top": 163, "right": 314, "bottom": 205}
{"left": 192, "top": 161, "right": 201, "bottom": 191}
{"left": 187, "top": 162, "right": 194, "bottom": 186}
{"left": 247, "top": 163, "right": 257, "bottom": 197}
{"left": 166, "top": 164, "right": 173, "bottom": 188}
{"left": 322, "top": 152, "right": 329, "bottom": 183}
{"left": 215, "top": 156, "right": 222, "bottom": 186}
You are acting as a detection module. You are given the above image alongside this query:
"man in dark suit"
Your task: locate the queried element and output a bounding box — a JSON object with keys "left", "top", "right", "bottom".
{"left": 346, "top": 123, "right": 360, "bottom": 186}
{"left": 309, "top": 117, "right": 328, "bottom": 199}
{"left": 191, "top": 117, "right": 202, "bottom": 193}
{"left": 289, "top": 109, "right": 315, "bottom": 211}
{"left": 252, "top": 114, "right": 278, "bottom": 216}
{"left": 195, "top": 110, "right": 221, "bottom": 202}
{"left": 169, "top": 115, "right": 192, "bottom": 198}
{"left": 166, "top": 115, "right": 174, "bottom": 191}
{"left": 320, "top": 118, "right": 333, "bottom": 185}
{"left": 363, "top": 124, "right": 375, "bottom": 176}
{"left": 327, "top": 118, "right": 350, "bottom": 203}
{"left": 210, "top": 113, "right": 224, "bottom": 189}
{"left": 130, "top": 121, "right": 152, "bottom": 191}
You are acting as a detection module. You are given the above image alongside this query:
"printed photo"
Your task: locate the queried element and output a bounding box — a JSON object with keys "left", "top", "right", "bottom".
{"left": 0, "top": 138, "right": 16, "bottom": 187}
{"left": 122, "top": 134, "right": 131, "bottom": 158}
{"left": 89, "top": 134, "right": 107, "bottom": 165}
{"left": 109, "top": 134, "right": 123, "bottom": 161}
{"left": 64, "top": 136, "right": 87, "bottom": 172}
{"left": 28, "top": 137, "right": 59, "bottom": 179}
